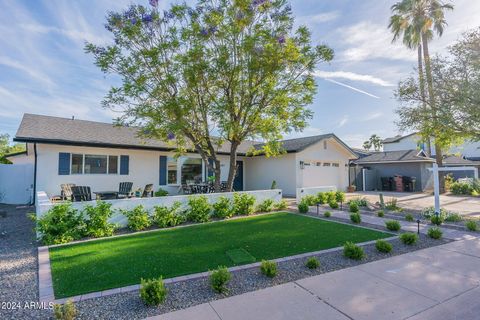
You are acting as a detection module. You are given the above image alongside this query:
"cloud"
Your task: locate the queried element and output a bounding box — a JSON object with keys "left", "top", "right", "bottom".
{"left": 324, "top": 79, "right": 380, "bottom": 99}
{"left": 20, "top": 23, "right": 109, "bottom": 45}
{"left": 298, "top": 11, "right": 340, "bottom": 24}
{"left": 338, "top": 115, "right": 349, "bottom": 128}
{"left": 363, "top": 112, "right": 383, "bottom": 121}
{"left": 313, "top": 70, "right": 394, "bottom": 87}
{"left": 0, "top": 56, "right": 55, "bottom": 86}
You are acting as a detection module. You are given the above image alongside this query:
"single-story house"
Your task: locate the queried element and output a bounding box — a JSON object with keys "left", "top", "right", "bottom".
{"left": 7, "top": 113, "right": 357, "bottom": 203}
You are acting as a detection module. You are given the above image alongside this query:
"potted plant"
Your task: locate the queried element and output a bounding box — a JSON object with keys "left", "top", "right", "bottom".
{"left": 347, "top": 185, "right": 356, "bottom": 193}
{"left": 134, "top": 188, "right": 142, "bottom": 197}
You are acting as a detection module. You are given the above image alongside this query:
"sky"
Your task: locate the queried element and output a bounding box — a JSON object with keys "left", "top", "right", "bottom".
{"left": 0, "top": 0, "right": 479, "bottom": 148}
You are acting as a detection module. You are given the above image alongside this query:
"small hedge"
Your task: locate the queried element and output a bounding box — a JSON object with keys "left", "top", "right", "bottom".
{"left": 466, "top": 220, "right": 478, "bottom": 231}
{"left": 430, "top": 215, "right": 444, "bottom": 226}
{"left": 233, "top": 193, "right": 256, "bottom": 215}
{"left": 53, "top": 300, "right": 77, "bottom": 320}
{"left": 324, "top": 211, "right": 331, "bottom": 218}
{"left": 305, "top": 257, "right": 320, "bottom": 269}
{"left": 329, "top": 200, "right": 339, "bottom": 209}
{"left": 83, "top": 201, "right": 116, "bottom": 238}
{"left": 377, "top": 210, "right": 384, "bottom": 217}
{"left": 350, "top": 212, "right": 361, "bottom": 224}
{"left": 385, "top": 220, "right": 401, "bottom": 231}
{"left": 427, "top": 227, "right": 443, "bottom": 239}
{"left": 260, "top": 260, "right": 277, "bottom": 278}
{"left": 343, "top": 242, "right": 364, "bottom": 260}
{"left": 257, "top": 199, "right": 275, "bottom": 213}
{"left": 210, "top": 266, "right": 231, "bottom": 293}
{"left": 302, "top": 195, "right": 318, "bottom": 206}
{"left": 122, "top": 205, "right": 151, "bottom": 231}
{"left": 375, "top": 240, "right": 393, "bottom": 253}
{"left": 400, "top": 232, "right": 418, "bottom": 245}
{"left": 212, "top": 197, "right": 233, "bottom": 219}
{"left": 273, "top": 199, "right": 288, "bottom": 211}
{"left": 140, "top": 277, "right": 167, "bottom": 306}
{"left": 405, "top": 213, "right": 414, "bottom": 222}
{"left": 153, "top": 202, "right": 185, "bottom": 228}
{"left": 187, "top": 196, "right": 211, "bottom": 222}
{"left": 298, "top": 199, "right": 309, "bottom": 214}
{"left": 349, "top": 201, "right": 359, "bottom": 213}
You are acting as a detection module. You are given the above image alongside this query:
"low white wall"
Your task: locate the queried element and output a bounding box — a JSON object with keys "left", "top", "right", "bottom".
{"left": 35, "top": 189, "right": 283, "bottom": 231}
{"left": 296, "top": 186, "right": 336, "bottom": 202}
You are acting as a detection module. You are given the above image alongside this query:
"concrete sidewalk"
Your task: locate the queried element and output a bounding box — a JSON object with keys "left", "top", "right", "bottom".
{"left": 149, "top": 238, "right": 480, "bottom": 320}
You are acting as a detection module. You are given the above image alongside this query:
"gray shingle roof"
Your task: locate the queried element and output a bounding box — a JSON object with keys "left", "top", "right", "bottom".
{"left": 443, "top": 155, "right": 478, "bottom": 166}
{"left": 351, "top": 148, "right": 373, "bottom": 159}
{"left": 354, "top": 149, "right": 434, "bottom": 164}
{"left": 382, "top": 132, "right": 417, "bottom": 144}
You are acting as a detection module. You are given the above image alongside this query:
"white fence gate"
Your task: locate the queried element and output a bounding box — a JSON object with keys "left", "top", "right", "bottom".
{"left": 0, "top": 164, "right": 34, "bottom": 205}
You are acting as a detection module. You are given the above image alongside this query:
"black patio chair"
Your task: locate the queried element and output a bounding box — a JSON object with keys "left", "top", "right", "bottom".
{"left": 71, "top": 186, "right": 92, "bottom": 202}
{"left": 181, "top": 184, "right": 191, "bottom": 195}
{"left": 142, "top": 184, "right": 154, "bottom": 197}
{"left": 118, "top": 182, "right": 133, "bottom": 198}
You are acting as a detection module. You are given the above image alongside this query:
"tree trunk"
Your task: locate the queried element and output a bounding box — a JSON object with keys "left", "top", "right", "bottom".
{"left": 214, "top": 159, "right": 221, "bottom": 192}
{"left": 417, "top": 45, "right": 431, "bottom": 157}
{"left": 226, "top": 142, "right": 239, "bottom": 192}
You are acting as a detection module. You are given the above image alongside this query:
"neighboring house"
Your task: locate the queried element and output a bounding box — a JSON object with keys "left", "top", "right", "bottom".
{"left": 8, "top": 114, "right": 357, "bottom": 202}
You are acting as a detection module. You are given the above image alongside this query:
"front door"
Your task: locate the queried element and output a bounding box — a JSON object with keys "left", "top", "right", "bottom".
{"left": 233, "top": 161, "right": 244, "bottom": 191}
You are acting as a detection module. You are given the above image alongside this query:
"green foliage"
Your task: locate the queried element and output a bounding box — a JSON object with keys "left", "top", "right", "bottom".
{"left": 421, "top": 207, "right": 448, "bottom": 219}
{"left": 430, "top": 215, "right": 444, "bottom": 226}
{"left": 323, "top": 211, "right": 331, "bottom": 218}
{"left": 362, "top": 134, "right": 383, "bottom": 151}
{"left": 316, "top": 192, "right": 326, "bottom": 204}
{"left": 305, "top": 257, "right": 320, "bottom": 269}
{"left": 400, "top": 232, "right": 418, "bottom": 245}
{"left": 466, "top": 220, "right": 478, "bottom": 231}
{"left": 140, "top": 277, "right": 167, "bottom": 306}
{"left": 450, "top": 181, "right": 473, "bottom": 195}
{"left": 257, "top": 199, "right": 275, "bottom": 213}
{"left": 329, "top": 200, "right": 339, "bottom": 209}
{"left": 210, "top": 266, "right": 231, "bottom": 294}
{"left": 427, "top": 227, "right": 443, "bottom": 239}
{"left": 385, "top": 220, "right": 401, "bottom": 231}
{"left": 298, "top": 198, "right": 309, "bottom": 214}
{"left": 385, "top": 198, "right": 402, "bottom": 211}
{"left": 343, "top": 242, "right": 365, "bottom": 260}
{"left": 0, "top": 133, "right": 26, "bottom": 164}
{"left": 35, "top": 203, "right": 85, "bottom": 245}
{"left": 83, "top": 201, "right": 116, "bottom": 238}
{"left": 335, "top": 191, "right": 346, "bottom": 203}
{"left": 405, "top": 213, "right": 414, "bottom": 222}
{"left": 377, "top": 210, "right": 384, "bottom": 217}
{"left": 445, "top": 212, "right": 462, "bottom": 222}
{"left": 350, "top": 212, "right": 361, "bottom": 224}
{"left": 153, "top": 202, "right": 185, "bottom": 228}
{"left": 348, "top": 197, "right": 367, "bottom": 207}
{"left": 122, "top": 205, "right": 151, "bottom": 231}
{"left": 212, "top": 197, "right": 233, "bottom": 219}
{"left": 154, "top": 188, "right": 169, "bottom": 197}
{"left": 273, "top": 199, "right": 288, "bottom": 211}
{"left": 260, "top": 260, "right": 277, "bottom": 278}
{"left": 325, "top": 191, "right": 336, "bottom": 203}
{"left": 349, "top": 201, "right": 359, "bottom": 213}
{"left": 187, "top": 196, "right": 211, "bottom": 222}
{"left": 375, "top": 240, "right": 393, "bottom": 253}
{"left": 53, "top": 300, "right": 77, "bottom": 320}
{"left": 271, "top": 180, "right": 277, "bottom": 189}
{"left": 302, "top": 195, "right": 318, "bottom": 206}
{"left": 233, "top": 193, "right": 256, "bottom": 215}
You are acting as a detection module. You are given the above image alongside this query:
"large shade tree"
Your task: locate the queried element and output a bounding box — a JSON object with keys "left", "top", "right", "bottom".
{"left": 0, "top": 134, "right": 26, "bottom": 164}
{"left": 86, "top": 0, "right": 333, "bottom": 191}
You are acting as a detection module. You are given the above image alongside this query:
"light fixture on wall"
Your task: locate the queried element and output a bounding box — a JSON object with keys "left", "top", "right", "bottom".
{"left": 300, "top": 161, "right": 305, "bottom": 170}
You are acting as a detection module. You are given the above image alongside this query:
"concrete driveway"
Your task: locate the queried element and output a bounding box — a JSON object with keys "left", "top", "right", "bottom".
{"left": 151, "top": 238, "right": 480, "bottom": 320}
{"left": 347, "top": 191, "right": 480, "bottom": 217}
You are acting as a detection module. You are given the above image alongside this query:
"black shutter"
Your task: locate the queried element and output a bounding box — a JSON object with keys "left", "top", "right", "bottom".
{"left": 120, "top": 155, "right": 129, "bottom": 175}
{"left": 58, "top": 153, "right": 70, "bottom": 175}
{"left": 159, "top": 156, "right": 167, "bottom": 185}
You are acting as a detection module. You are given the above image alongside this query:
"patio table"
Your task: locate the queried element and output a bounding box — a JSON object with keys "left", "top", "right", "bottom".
{"left": 94, "top": 191, "right": 119, "bottom": 200}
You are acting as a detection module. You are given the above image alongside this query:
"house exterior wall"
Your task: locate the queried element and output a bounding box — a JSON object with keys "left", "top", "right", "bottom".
{"left": 383, "top": 135, "right": 423, "bottom": 152}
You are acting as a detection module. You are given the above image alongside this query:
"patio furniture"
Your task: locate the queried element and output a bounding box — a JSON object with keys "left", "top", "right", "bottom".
{"left": 94, "top": 191, "right": 119, "bottom": 200}
{"left": 71, "top": 186, "right": 92, "bottom": 202}
{"left": 142, "top": 184, "right": 154, "bottom": 197}
{"left": 380, "top": 177, "right": 394, "bottom": 191}
{"left": 402, "top": 176, "right": 414, "bottom": 192}
{"left": 181, "top": 184, "right": 191, "bottom": 195}
{"left": 60, "top": 183, "right": 76, "bottom": 201}
{"left": 118, "top": 182, "right": 133, "bottom": 198}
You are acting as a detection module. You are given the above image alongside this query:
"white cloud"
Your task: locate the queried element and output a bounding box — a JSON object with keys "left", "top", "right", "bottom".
{"left": 325, "top": 79, "right": 380, "bottom": 99}
{"left": 313, "top": 70, "right": 393, "bottom": 87}
{"left": 20, "top": 23, "right": 109, "bottom": 45}
{"left": 299, "top": 11, "right": 340, "bottom": 24}
{"left": 338, "top": 115, "right": 349, "bottom": 128}
{"left": 0, "top": 56, "right": 55, "bottom": 86}
{"left": 363, "top": 112, "right": 383, "bottom": 121}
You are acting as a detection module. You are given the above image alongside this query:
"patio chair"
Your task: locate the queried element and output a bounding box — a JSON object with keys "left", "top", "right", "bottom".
{"left": 142, "top": 184, "right": 154, "bottom": 197}
{"left": 60, "top": 183, "right": 76, "bottom": 201}
{"left": 71, "top": 186, "right": 92, "bottom": 202}
{"left": 181, "top": 184, "right": 191, "bottom": 195}
{"left": 118, "top": 182, "right": 133, "bottom": 198}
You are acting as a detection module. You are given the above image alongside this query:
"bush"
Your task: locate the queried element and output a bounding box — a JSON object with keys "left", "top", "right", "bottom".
{"left": 305, "top": 257, "right": 320, "bottom": 269}
{"left": 466, "top": 220, "right": 478, "bottom": 231}
{"left": 375, "top": 240, "right": 393, "bottom": 253}
{"left": 335, "top": 191, "right": 346, "bottom": 203}
{"left": 140, "top": 277, "right": 167, "bottom": 306}
{"left": 445, "top": 212, "right": 463, "bottom": 222}
{"left": 298, "top": 198, "right": 309, "bottom": 214}
{"left": 350, "top": 212, "right": 361, "bottom": 224}
{"left": 430, "top": 215, "right": 444, "bottom": 226}
{"left": 233, "top": 193, "right": 256, "bottom": 215}
{"left": 153, "top": 202, "right": 185, "bottom": 228}
{"left": 187, "top": 196, "right": 211, "bottom": 222}
{"left": 325, "top": 191, "right": 336, "bottom": 203}
{"left": 53, "top": 300, "right": 77, "bottom": 320}
{"left": 377, "top": 210, "right": 384, "bottom": 217}
{"left": 343, "top": 242, "right": 365, "bottom": 260}
{"left": 349, "top": 197, "right": 368, "bottom": 207}
{"left": 122, "top": 205, "right": 151, "bottom": 231}
{"left": 316, "top": 192, "right": 326, "bottom": 204}
{"left": 210, "top": 266, "right": 231, "bottom": 293}
{"left": 273, "top": 199, "right": 288, "bottom": 211}
{"left": 271, "top": 180, "right": 277, "bottom": 189}
{"left": 385, "top": 220, "right": 401, "bottom": 231}
{"left": 35, "top": 203, "right": 85, "bottom": 245}
{"left": 260, "top": 260, "right": 277, "bottom": 278}
{"left": 212, "top": 197, "right": 233, "bottom": 219}
{"left": 385, "top": 198, "right": 402, "bottom": 211}
{"left": 83, "top": 201, "right": 116, "bottom": 238}
{"left": 450, "top": 181, "right": 473, "bottom": 195}
{"left": 405, "top": 213, "right": 414, "bottom": 222}
{"left": 349, "top": 201, "right": 359, "bottom": 213}
{"left": 329, "top": 200, "right": 339, "bottom": 209}
{"left": 302, "top": 195, "right": 318, "bottom": 206}
{"left": 324, "top": 211, "right": 331, "bottom": 218}
{"left": 400, "top": 232, "right": 418, "bottom": 245}
{"left": 257, "top": 199, "right": 274, "bottom": 212}
{"left": 427, "top": 227, "right": 443, "bottom": 239}
{"left": 421, "top": 207, "right": 448, "bottom": 220}
{"left": 154, "top": 188, "right": 169, "bottom": 197}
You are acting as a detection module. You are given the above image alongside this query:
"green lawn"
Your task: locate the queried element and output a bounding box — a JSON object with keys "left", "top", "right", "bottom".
{"left": 49, "top": 212, "right": 391, "bottom": 298}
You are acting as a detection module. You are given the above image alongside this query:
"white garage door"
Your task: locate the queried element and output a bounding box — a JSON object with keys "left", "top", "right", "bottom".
{"left": 301, "top": 162, "right": 342, "bottom": 190}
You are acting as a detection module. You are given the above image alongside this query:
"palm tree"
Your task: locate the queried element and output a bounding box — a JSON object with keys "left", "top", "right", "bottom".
{"left": 389, "top": 0, "right": 453, "bottom": 164}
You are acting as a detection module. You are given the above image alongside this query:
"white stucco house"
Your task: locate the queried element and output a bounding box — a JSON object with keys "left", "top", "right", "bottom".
{"left": 5, "top": 114, "right": 357, "bottom": 203}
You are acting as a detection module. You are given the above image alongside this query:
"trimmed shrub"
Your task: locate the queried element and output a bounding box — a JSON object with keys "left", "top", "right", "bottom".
{"left": 271, "top": 180, "right": 277, "bottom": 189}
{"left": 187, "top": 196, "right": 211, "bottom": 222}
{"left": 445, "top": 213, "right": 463, "bottom": 222}
{"left": 450, "top": 181, "right": 473, "bottom": 195}
{"left": 385, "top": 220, "right": 401, "bottom": 231}
{"left": 53, "top": 300, "right": 77, "bottom": 320}
{"left": 260, "top": 260, "right": 277, "bottom": 278}
{"left": 427, "top": 227, "right": 443, "bottom": 239}
{"left": 305, "top": 257, "right": 320, "bottom": 269}
{"left": 35, "top": 203, "right": 85, "bottom": 245}
{"left": 385, "top": 198, "right": 402, "bottom": 211}
{"left": 375, "top": 240, "right": 393, "bottom": 253}
{"left": 329, "top": 200, "right": 339, "bottom": 209}
{"left": 298, "top": 199, "right": 309, "bottom": 214}
{"left": 83, "top": 201, "right": 116, "bottom": 238}
{"left": 210, "top": 266, "right": 231, "bottom": 294}
{"left": 343, "top": 242, "right": 364, "bottom": 260}
{"left": 324, "top": 211, "right": 331, "bottom": 218}
{"left": 154, "top": 188, "right": 169, "bottom": 197}
{"left": 466, "top": 220, "right": 478, "bottom": 231}
{"left": 140, "top": 277, "right": 167, "bottom": 306}
{"left": 430, "top": 215, "right": 444, "bottom": 226}
{"left": 405, "top": 213, "right": 414, "bottom": 222}
{"left": 257, "top": 199, "right": 275, "bottom": 213}
{"left": 153, "top": 202, "right": 185, "bottom": 227}
{"left": 303, "top": 195, "right": 318, "bottom": 206}
{"left": 233, "top": 193, "right": 256, "bottom": 215}
{"left": 350, "top": 212, "right": 361, "bottom": 224}
{"left": 122, "top": 205, "right": 151, "bottom": 231}
{"left": 325, "top": 191, "right": 336, "bottom": 203}
{"left": 335, "top": 191, "right": 346, "bottom": 203}
{"left": 316, "top": 192, "right": 326, "bottom": 204}
{"left": 421, "top": 207, "right": 448, "bottom": 220}
{"left": 349, "top": 197, "right": 368, "bottom": 207}
{"left": 349, "top": 201, "right": 359, "bottom": 213}
{"left": 400, "top": 232, "right": 418, "bottom": 245}
{"left": 212, "top": 197, "right": 233, "bottom": 219}
{"left": 273, "top": 199, "right": 288, "bottom": 211}
{"left": 377, "top": 210, "right": 384, "bottom": 217}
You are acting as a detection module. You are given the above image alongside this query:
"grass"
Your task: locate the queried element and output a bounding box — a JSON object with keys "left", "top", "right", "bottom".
{"left": 49, "top": 212, "right": 391, "bottom": 298}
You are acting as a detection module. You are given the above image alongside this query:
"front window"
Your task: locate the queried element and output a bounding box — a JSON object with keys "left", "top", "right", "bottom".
{"left": 167, "top": 157, "right": 178, "bottom": 184}
{"left": 84, "top": 155, "right": 108, "bottom": 174}
{"left": 181, "top": 158, "right": 202, "bottom": 184}
{"left": 71, "top": 154, "right": 83, "bottom": 174}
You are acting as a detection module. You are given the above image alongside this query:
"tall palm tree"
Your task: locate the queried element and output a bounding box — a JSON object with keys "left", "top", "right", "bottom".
{"left": 389, "top": 0, "right": 453, "bottom": 165}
